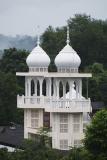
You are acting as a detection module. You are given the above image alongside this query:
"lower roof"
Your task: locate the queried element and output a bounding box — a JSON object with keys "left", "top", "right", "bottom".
{"left": 16, "top": 72, "right": 92, "bottom": 78}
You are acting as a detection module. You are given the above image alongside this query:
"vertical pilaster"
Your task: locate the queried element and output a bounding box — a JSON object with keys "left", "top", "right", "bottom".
{"left": 53, "top": 78, "right": 56, "bottom": 97}
{"left": 76, "top": 80, "right": 78, "bottom": 99}
{"left": 25, "top": 77, "right": 27, "bottom": 96}
{"left": 34, "top": 79, "right": 37, "bottom": 96}
{"left": 63, "top": 81, "right": 66, "bottom": 99}
{"left": 28, "top": 78, "right": 31, "bottom": 96}
{"left": 79, "top": 79, "right": 82, "bottom": 98}
{"left": 49, "top": 78, "right": 52, "bottom": 97}
{"left": 69, "top": 80, "right": 73, "bottom": 99}
{"left": 56, "top": 80, "right": 59, "bottom": 99}
{"left": 39, "top": 78, "right": 43, "bottom": 96}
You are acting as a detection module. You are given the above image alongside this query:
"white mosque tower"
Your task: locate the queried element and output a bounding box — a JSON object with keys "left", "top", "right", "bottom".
{"left": 17, "top": 26, "right": 92, "bottom": 150}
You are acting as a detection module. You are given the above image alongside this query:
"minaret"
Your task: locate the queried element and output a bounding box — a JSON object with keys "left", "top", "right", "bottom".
{"left": 16, "top": 26, "right": 92, "bottom": 150}
{"left": 50, "top": 26, "right": 91, "bottom": 150}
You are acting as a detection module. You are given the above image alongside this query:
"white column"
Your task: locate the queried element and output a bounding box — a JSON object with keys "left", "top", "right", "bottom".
{"left": 28, "top": 78, "right": 31, "bottom": 96}
{"left": 53, "top": 79, "right": 56, "bottom": 97}
{"left": 56, "top": 80, "right": 59, "bottom": 99}
{"left": 76, "top": 80, "right": 79, "bottom": 99}
{"left": 25, "top": 77, "right": 28, "bottom": 96}
{"left": 49, "top": 78, "right": 52, "bottom": 97}
{"left": 63, "top": 81, "right": 66, "bottom": 99}
{"left": 34, "top": 79, "right": 37, "bottom": 96}
{"left": 46, "top": 79, "right": 49, "bottom": 97}
{"left": 69, "top": 80, "right": 73, "bottom": 99}
{"left": 79, "top": 79, "right": 82, "bottom": 98}
{"left": 39, "top": 78, "right": 43, "bottom": 96}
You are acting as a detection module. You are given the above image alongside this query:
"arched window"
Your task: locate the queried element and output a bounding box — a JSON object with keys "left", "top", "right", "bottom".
{"left": 74, "top": 81, "right": 76, "bottom": 90}
{"left": 42, "top": 79, "right": 46, "bottom": 96}
{"left": 37, "top": 80, "right": 40, "bottom": 96}
{"left": 59, "top": 81, "right": 63, "bottom": 98}
{"left": 66, "top": 81, "right": 69, "bottom": 93}
{"left": 31, "top": 80, "right": 35, "bottom": 96}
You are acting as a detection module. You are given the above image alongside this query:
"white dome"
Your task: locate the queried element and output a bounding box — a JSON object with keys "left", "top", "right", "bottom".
{"left": 26, "top": 45, "right": 50, "bottom": 69}
{"left": 55, "top": 44, "right": 81, "bottom": 71}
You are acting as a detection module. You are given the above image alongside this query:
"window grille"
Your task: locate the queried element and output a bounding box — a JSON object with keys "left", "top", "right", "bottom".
{"left": 73, "top": 114, "right": 80, "bottom": 133}
{"left": 74, "top": 139, "right": 81, "bottom": 148}
{"left": 60, "top": 139, "right": 68, "bottom": 150}
{"left": 31, "top": 110, "right": 39, "bottom": 128}
{"left": 60, "top": 114, "right": 68, "bottom": 133}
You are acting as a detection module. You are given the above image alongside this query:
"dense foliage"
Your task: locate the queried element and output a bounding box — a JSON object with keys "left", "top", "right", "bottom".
{"left": 0, "top": 141, "right": 93, "bottom": 160}
{"left": 42, "top": 14, "right": 107, "bottom": 70}
{"left": 84, "top": 109, "right": 107, "bottom": 159}
{"left": 0, "top": 48, "right": 28, "bottom": 125}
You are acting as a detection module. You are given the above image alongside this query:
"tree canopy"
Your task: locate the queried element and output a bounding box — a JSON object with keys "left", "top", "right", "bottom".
{"left": 42, "top": 14, "right": 107, "bottom": 70}
{"left": 84, "top": 109, "right": 107, "bottom": 159}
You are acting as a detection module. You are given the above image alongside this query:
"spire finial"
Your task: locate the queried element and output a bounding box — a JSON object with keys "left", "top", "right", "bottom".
{"left": 37, "top": 25, "right": 40, "bottom": 46}
{"left": 66, "top": 25, "right": 70, "bottom": 45}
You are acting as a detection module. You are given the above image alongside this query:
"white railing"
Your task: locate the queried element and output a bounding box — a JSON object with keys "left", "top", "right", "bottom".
{"left": 17, "top": 95, "right": 44, "bottom": 108}
{"left": 17, "top": 95, "right": 91, "bottom": 112}
{"left": 51, "top": 99, "right": 90, "bottom": 108}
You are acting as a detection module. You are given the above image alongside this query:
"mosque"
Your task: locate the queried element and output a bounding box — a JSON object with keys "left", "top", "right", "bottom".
{"left": 16, "top": 27, "right": 92, "bottom": 150}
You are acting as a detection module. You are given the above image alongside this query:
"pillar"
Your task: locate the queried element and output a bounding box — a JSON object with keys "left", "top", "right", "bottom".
{"left": 28, "top": 78, "right": 31, "bottom": 96}
{"left": 79, "top": 79, "right": 82, "bottom": 98}
{"left": 76, "top": 80, "right": 79, "bottom": 99}
{"left": 69, "top": 80, "right": 73, "bottom": 99}
{"left": 39, "top": 78, "right": 43, "bottom": 96}
{"left": 48, "top": 78, "right": 52, "bottom": 97}
{"left": 25, "top": 77, "right": 28, "bottom": 96}
{"left": 63, "top": 81, "right": 66, "bottom": 99}
{"left": 56, "top": 80, "right": 59, "bottom": 99}
{"left": 34, "top": 79, "right": 37, "bottom": 96}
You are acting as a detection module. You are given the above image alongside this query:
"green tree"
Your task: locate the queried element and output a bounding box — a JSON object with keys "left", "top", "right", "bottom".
{"left": 84, "top": 109, "right": 107, "bottom": 159}
{"left": 84, "top": 63, "right": 107, "bottom": 104}
{"left": 0, "top": 148, "right": 11, "bottom": 160}
{"left": 0, "top": 48, "right": 28, "bottom": 73}
{"left": 0, "top": 72, "right": 23, "bottom": 125}
{"left": 42, "top": 14, "right": 107, "bottom": 70}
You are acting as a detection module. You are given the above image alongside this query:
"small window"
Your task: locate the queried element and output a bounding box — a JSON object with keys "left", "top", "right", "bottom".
{"left": 60, "top": 114, "right": 68, "bottom": 123}
{"left": 60, "top": 124, "right": 68, "bottom": 133}
{"left": 73, "top": 124, "right": 80, "bottom": 132}
{"left": 73, "top": 115, "right": 80, "bottom": 133}
{"left": 74, "top": 140, "right": 82, "bottom": 148}
{"left": 60, "top": 114, "right": 68, "bottom": 133}
{"left": 60, "top": 139, "right": 68, "bottom": 150}
{"left": 31, "top": 110, "right": 39, "bottom": 128}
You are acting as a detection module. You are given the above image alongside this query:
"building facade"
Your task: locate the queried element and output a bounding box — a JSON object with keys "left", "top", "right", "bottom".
{"left": 17, "top": 27, "right": 92, "bottom": 150}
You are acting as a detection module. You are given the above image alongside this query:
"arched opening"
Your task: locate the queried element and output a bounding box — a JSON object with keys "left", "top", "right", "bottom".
{"left": 59, "top": 81, "right": 63, "bottom": 98}
{"left": 37, "top": 80, "right": 40, "bottom": 96}
{"left": 74, "top": 81, "right": 76, "bottom": 90}
{"left": 42, "top": 79, "right": 46, "bottom": 96}
{"left": 66, "top": 81, "right": 69, "bottom": 93}
{"left": 31, "top": 80, "right": 35, "bottom": 96}
{"left": 74, "top": 81, "right": 79, "bottom": 99}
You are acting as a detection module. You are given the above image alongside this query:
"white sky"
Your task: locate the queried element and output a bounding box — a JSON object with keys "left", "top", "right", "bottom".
{"left": 0, "top": 0, "right": 106, "bottom": 36}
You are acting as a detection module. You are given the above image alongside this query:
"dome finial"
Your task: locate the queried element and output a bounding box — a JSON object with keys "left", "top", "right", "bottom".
{"left": 66, "top": 25, "right": 70, "bottom": 45}
{"left": 37, "top": 25, "right": 40, "bottom": 46}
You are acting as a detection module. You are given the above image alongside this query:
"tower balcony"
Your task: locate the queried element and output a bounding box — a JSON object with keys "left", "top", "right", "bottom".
{"left": 17, "top": 95, "right": 92, "bottom": 113}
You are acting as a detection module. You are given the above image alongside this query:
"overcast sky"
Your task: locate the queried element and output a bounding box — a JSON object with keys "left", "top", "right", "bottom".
{"left": 0, "top": 0, "right": 106, "bottom": 36}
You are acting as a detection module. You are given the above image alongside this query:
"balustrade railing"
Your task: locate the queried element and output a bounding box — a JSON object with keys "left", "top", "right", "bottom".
{"left": 17, "top": 95, "right": 91, "bottom": 111}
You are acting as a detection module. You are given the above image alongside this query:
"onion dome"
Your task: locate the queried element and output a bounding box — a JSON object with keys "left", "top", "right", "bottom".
{"left": 55, "top": 26, "right": 81, "bottom": 73}
{"left": 26, "top": 34, "right": 50, "bottom": 72}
